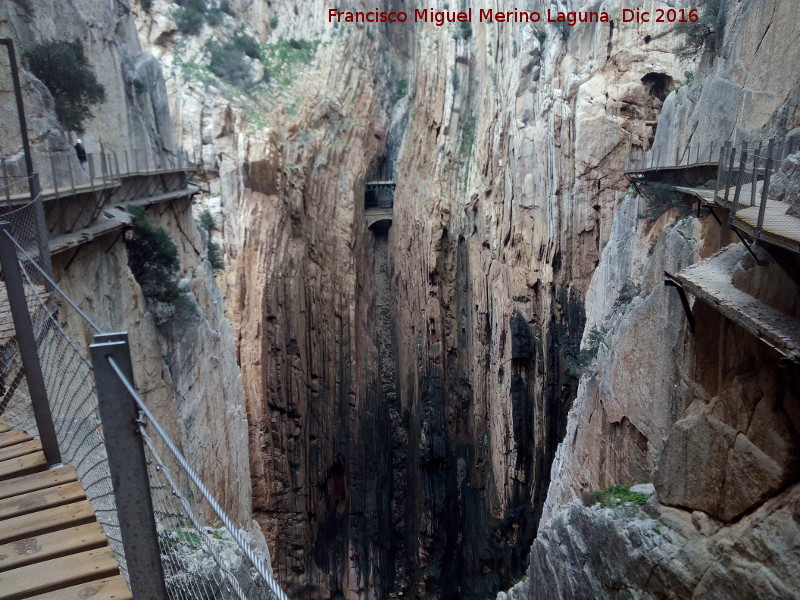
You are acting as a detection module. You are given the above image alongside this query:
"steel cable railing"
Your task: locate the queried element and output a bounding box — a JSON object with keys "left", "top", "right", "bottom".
{"left": 0, "top": 186, "right": 289, "bottom": 599}
{"left": 108, "top": 355, "right": 290, "bottom": 600}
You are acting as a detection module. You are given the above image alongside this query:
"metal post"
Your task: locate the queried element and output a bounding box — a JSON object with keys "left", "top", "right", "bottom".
{"left": 89, "top": 333, "right": 169, "bottom": 600}
{"left": 0, "top": 221, "right": 61, "bottom": 466}
{"left": 88, "top": 155, "right": 96, "bottom": 191}
{"left": 124, "top": 150, "right": 130, "bottom": 176}
{"left": 49, "top": 154, "right": 59, "bottom": 199}
{"left": 750, "top": 141, "right": 762, "bottom": 207}
{"left": 67, "top": 152, "right": 76, "bottom": 194}
{"left": 730, "top": 141, "right": 748, "bottom": 218}
{"left": 114, "top": 152, "right": 121, "bottom": 182}
{"left": 723, "top": 144, "right": 736, "bottom": 205}
{"left": 100, "top": 145, "right": 107, "bottom": 187}
{"left": 31, "top": 174, "right": 52, "bottom": 284}
{"left": 756, "top": 139, "right": 774, "bottom": 235}
{"left": 1, "top": 39, "right": 35, "bottom": 200}
{"left": 134, "top": 149, "right": 139, "bottom": 173}
{"left": 709, "top": 141, "right": 714, "bottom": 163}
{"left": 2, "top": 158, "right": 10, "bottom": 205}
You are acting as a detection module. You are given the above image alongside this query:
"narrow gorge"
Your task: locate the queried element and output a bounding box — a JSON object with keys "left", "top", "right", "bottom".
{"left": 0, "top": 0, "right": 798, "bottom": 599}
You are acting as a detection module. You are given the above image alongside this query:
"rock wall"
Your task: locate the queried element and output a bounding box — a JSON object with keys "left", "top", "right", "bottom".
{"left": 135, "top": 0, "right": 706, "bottom": 597}
{"left": 0, "top": 0, "right": 255, "bottom": 529}
{"left": 516, "top": 1, "right": 800, "bottom": 597}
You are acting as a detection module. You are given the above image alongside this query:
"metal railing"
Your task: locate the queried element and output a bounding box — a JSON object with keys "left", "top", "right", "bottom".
{"left": 0, "top": 184, "right": 289, "bottom": 600}
{"left": 715, "top": 138, "right": 800, "bottom": 249}
{"left": 1, "top": 147, "right": 197, "bottom": 204}
{"left": 625, "top": 140, "right": 720, "bottom": 173}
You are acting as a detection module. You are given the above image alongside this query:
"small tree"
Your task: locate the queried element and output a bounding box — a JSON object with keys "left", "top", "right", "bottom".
{"left": 673, "top": 0, "right": 721, "bottom": 59}
{"left": 175, "top": 0, "right": 207, "bottom": 35}
{"left": 24, "top": 40, "right": 106, "bottom": 133}
{"left": 126, "top": 206, "right": 186, "bottom": 305}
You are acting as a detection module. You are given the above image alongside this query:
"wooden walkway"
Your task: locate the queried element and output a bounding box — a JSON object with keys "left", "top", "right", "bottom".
{"left": 667, "top": 245, "right": 800, "bottom": 362}
{"left": 0, "top": 424, "right": 131, "bottom": 600}
{"left": 672, "top": 183, "right": 800, "bottom": 254}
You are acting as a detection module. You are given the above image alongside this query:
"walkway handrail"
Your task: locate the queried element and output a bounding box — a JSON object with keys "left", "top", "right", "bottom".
{"left": 625, "top": 139, "right": 719, "bottom": 173}
{"left": 105, "top": 351, "right": 291, "bottom": 600}
{"left": 0, "top": 147, "right": 197, "bottom": 204}
{"left": 0, "top": 182, "right": 291, "bottom": 599}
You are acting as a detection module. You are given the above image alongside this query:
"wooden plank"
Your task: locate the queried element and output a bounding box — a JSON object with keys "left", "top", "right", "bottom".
{"left": 0, "top": 521, "right": 106, "bottom": 572}
{"left": 0, "top": 425, "right": 10, "bottom": 433}
{"left": 0, "top": 452, "right": 46, "bottom": 482}
{"left": 25, "top": 575, "right": 132, "bottom": 600}
{"left": 0, "top": 432, "right": 31, "bottom": 450}
{"left": 0, "top": 439, "right": 42, "bottom": 462}
{"left": 0, "top": 546, "right": 119, "bottom": 600}
{"left": 0, "top": 500, "right": 95, "bottom": 544}
{"left": 0, "top": 466, "right": 77, "bottom": 501}
{"left": 0, "top": 480, "right": 86, "bottom": 521}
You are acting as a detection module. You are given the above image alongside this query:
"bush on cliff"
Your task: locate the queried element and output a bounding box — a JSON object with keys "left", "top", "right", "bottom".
{"left": 197, "top": 209, "right": 224, "bottom": 271}
{"left": 673, "top": 0, "right": 721, "bottom": 59}
{"left": 206, "top": 40, "right": 252, "bottom": 87}
{"left": 24, "top": 40, "right": 106, "bottom": 133}
{"left": 126, "top": 206, "right": 193, "bottom": 319}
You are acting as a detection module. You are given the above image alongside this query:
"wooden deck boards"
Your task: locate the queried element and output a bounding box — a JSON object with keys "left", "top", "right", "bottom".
{"left": 0, "top": 428, "right": 130, "bottom": 599}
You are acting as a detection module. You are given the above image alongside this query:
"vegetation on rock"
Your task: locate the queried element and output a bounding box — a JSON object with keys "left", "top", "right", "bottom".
{"left": 126, "top": 206, "right": 193, "bottom": 315}
{"left": 673, "top": 0, "right": 721, "bottom": 58}
{"left": 585, "top": 485, "right": 649, "bottom": 508}
{"left": 198, "top": 209, "right": 224, "bottom": 271}
{"left": 24, "top": 40, "right": 106, "bottom": 133}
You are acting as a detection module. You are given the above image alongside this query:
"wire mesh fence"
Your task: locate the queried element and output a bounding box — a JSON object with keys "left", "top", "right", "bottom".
{"left": 716, "top": 138, "right": 800, "bottom": 251}
{"left": 0, "top": 185, "right": 288, "bottom": 599}
{"left": 0, "top": 194, "right": 128, "bottom": 579}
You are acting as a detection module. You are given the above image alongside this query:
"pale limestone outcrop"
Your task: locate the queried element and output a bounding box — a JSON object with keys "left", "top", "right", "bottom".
{"left": 514, "top": 484, "right": 800, "bottom": 600}
{"left": 0, "top": 0, "right": 256, "bottom": 537}
{"left": 770, "top": 153, "right": 800, "bottom": 218}
{"left": 522, "top": 1, "right": 800, "bottom": 597}
{"left": 139, "top": 0, "right": 698, "bottom": 595}
{"left": 0, "top": 0, "right": 176, "bottom": 168}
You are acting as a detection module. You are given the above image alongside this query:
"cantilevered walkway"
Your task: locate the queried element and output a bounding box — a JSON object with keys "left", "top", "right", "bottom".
{"left": 1, "top": 148, "right": 199, "bottom": 263}
{"left": 364, "top": 180, "right": 394, "bottom": 231}
{"left": 626, "top": 137, "right": 800, "bottom": 363}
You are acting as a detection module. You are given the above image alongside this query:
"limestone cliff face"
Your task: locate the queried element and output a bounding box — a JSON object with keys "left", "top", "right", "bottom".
{"left": 0, "top": 0, "right": 255, "bottom": 527}
{"left": 521, "top": 1, "right": 800, "bottom": 597}
{"left": 136, "top": 0, "right": 706, "bottom": 597}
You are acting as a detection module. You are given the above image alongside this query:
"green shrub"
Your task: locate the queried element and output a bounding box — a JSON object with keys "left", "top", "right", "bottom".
{"left": 198, "top": 209, "right": 223, "bottom": 270}
{"left": 260, "top": 39, "right": 319, "bottom": 85}
{"left": 198, "top": 209, "right": 215, "bottom": 231}
{"left": 392, "top": 79, "right": 408, "bottom": 106}
{"left": 207, "top": 240, "right": 224, "bottom": 270}
{"left": 175, "top": 0, "right": 207, "bottom": 35}
{"left": 459, "top": 117, "right": 476, "bottom": 157}
{"left": 125, "top": 206, "right": 188, "bottom": 307}
{"left": 673, "top": 0, "right": 721, "bottom": 59}
{"left": 613, "top": 281, "right": 639, "bottom": 310}
{"left": 219, "top": 0, "right": 234, "bottom": 16}
{"left": 232, "top": 31, "right": 261, "bottom": 59}
{"left": 586, "top": 485, "right": 649, "bottom": 508}
{"left": 206, "top": 40, "right": 251, "bottom": 87}
{"left": 24, "top": 40, "right": 106, "bottom": 133}
{"left": 535, "top": 29, "right": 547, "bottom": 43}
{"left": 452, "top": 21, "right": 472, "bottom": 40}
{"left": 566, "top": 327, "right": 606, "bottom": 376}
